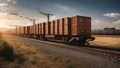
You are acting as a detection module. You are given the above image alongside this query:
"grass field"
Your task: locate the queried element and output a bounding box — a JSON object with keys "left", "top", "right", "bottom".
{"left": 90, "top": 35, "right": 120, "bottom": 48}
{"left": 0, "top": 35, "right": 88, "bottom": 68}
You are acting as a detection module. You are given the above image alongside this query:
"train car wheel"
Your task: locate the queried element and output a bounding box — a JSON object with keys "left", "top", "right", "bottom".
{"left": 69, "top": 38, "right": 77, "bottom": 45}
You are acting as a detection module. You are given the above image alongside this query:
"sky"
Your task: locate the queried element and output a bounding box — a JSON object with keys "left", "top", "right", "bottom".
{"left": 0, "top": 0, "right": 120, "bottom": 29}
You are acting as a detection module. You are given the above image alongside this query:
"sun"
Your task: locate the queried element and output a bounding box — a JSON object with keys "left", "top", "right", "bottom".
{"left": 0, "top": 24, "right": 11, "bottom": 28}
{"left": 0, "top": 18, "right": 11, "bottom": 28}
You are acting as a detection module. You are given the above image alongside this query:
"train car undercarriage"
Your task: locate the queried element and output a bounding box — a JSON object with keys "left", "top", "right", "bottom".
{"left": 30, "top": 34, "right": 95, "bottom": 45}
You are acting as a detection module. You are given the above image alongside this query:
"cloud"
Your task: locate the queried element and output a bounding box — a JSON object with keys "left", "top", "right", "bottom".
{"left": 0, "top": 17, "right": 31, "bottom": 28}
{"left": 7, "top": 0, "right": 17, "bottom": 3}
{"left": 112, "top": 19, "right": 120, "bottom": 28}
{"left": 92, "top": 20, "right": 114, "bottom": 29}
{"left": 50, "top": 16, "right": 57, "bottom": 20}
{"left": 54, "top": 4, "right": 81, "bottom": 16}
{"left": 0, "top": 3, "right": 8, "bottom": 17}
{"left": 103, "top": 13, "right": 120, "bottom": 18}
{"left": 92, "top": 19, "right": 120, "bottom": 29}
{"left": 0, "top": 12, "right": 7, "bottom": 17}
{"left": 113, "top": 19, "right": 120, "bottom": 25}
{"left": 0, "top": 3, "right": 8, "bottom": 7}
{"left": 93, "top": 20, "right": 101, "bottom": 23}
{"left": 0, "top": 0, "right": 17, "bottom": 3}
{"left": 0, "top": 1, "right": 9, "bottom": 11}
{"left": 55, "top": 4, "right": 72, "bottom": 11}
{"left": 0, "top": 0, "right": 17, "bottom": 17}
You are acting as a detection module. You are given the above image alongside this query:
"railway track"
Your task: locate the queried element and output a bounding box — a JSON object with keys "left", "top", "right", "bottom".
{"left": 26, "top": 38, "right": 120, "bottom": 61}
{"left": 77, "top": 46, "right": 120, "bottom": 61}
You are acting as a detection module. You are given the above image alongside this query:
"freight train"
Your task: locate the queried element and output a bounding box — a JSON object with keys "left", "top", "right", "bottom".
{"left": 8, "top": 15, "right": 95, "bottom": 45}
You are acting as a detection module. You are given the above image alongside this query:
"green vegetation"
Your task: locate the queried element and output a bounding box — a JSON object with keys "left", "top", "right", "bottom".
{"left": 65, "top": 62, "right": 77, "bottom": 68}
{"left": 16, "top": 53, "right": 26, "bottom": 64}
{"left": 0, "top": 34, "right": 15, "bottom": 61}
{"left": 28, "top": 56, "right": 39, "bottom": 65}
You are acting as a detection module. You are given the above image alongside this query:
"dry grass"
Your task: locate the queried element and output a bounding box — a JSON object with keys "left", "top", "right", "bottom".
{"left": 0, "top": 35, "right": 88, "bottom": 68}
{"left": 48, "top": 54, "right": 88, "bottom": 68}
{"left": 90, "top": 35, "right": 120, "bottom": 48}
{"left": 1, "top": 35, "right": 56, "bottom": 68}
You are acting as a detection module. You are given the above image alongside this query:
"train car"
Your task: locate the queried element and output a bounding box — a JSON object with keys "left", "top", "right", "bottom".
{"left": 45, "top": 22, "right": 49, "bottom": 35}
{"left": 59, "top": 18, "right": 64, "bottom": 35}
{"left": 71, "top": 16, "right": 91, "bottom": 35}
{"left": 55, "top": 19, "right": 59, "bottom": 35}
{"left": 21, "top": 26, "right": 25, "bottom": 35}
{"left": 30, "top": 25, "right": 34, "bottom": 36}
{"left": 7, "top": 28, "right": 16, "bottom": 35}
{"left": 16, "top": 27, "right": 21, "bottom": 35}
{"left": 25, "top": 26, "right": 30, "bottom": 35}
{"left": 69, "top": 15, "right": 93, "bottom": 45}
{"left": 54, "top": 19, "right": 61, "bottom": 39}
{"left": 39, "top": 23, "right": 42, "bottom": 38}
{"left": 35, "top": 24, "right": 39, "bottom": 37}
{"left": 44, "top": 21, "right": 56, "bottom": 39}
{"left": 48, "top": 22, "right": 51, "bottom": 35}
{"left": 41, "top": 22, "right": 46, "bottom": 39}
{"left": 50, "top": 21, "right": 55, "bottom": 35}
{"left": 64, "top": 17, "right": 71, "bottom": 36}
